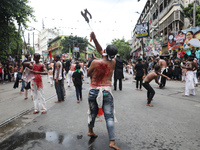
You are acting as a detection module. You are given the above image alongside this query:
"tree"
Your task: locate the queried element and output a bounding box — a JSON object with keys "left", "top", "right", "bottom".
{"left": 61, "top": 35, "right": 88, "bottom": 59}
{"left": 183, "top": 3, "right": 200, "bottom": 27}
{"left": 0, "top": 0, "right": 35, "bottom": 60}
{"left": 111, "top": 38, "right": 131, "bottom": 60}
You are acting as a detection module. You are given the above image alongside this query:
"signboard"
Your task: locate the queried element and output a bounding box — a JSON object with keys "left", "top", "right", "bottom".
{"left": 135, "top": 22, "right": 149, "bottom": 38}
{"left": 73, "top": 47, "right": 79, "bottom": 52}
{"left": 168, "top": 26, "right": 200, "bottom": 51}
{"left": 145, "top": 37, "right": 163, "bottom": 56}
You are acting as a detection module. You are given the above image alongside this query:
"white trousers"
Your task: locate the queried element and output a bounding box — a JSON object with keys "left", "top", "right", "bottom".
{"left": 193, "top": 70, "right": 198, "bottom": 84}
{"left": 48, "top": 75, "right": 53, "bottom": 85}
{"left": 185, "top": 71, "right": 195, "bottom": 96}
{"left": 67, "top": 70, "right": 74, "bottom": 86}
{"left": 32, "top": 81, "right": 47, "bottom": 111}
{"left": 129, "top": 68, "right": 133, "bottom": 75}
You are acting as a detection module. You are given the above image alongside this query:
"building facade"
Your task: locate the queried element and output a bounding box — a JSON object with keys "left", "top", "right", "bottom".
{"left": 132, "top": 0, "right": 198, "bottom": 57}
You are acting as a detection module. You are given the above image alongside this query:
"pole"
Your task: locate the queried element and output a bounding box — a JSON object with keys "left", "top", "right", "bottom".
{"left": 33, "top": 32, "right": 35, "bottom": 54}
{"left": 193, "top": 0, "right": 196, "bottom": 27}
{"left": 140, "top": 17, "right": 144, "bottom": 59}
{"left": 28, "top": 32, "right": 30, "bottom": 54}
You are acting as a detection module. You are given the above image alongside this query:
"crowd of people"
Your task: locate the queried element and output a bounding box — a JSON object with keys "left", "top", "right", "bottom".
{"left": 0, "top": 31, "right": 200, "bottom": 150}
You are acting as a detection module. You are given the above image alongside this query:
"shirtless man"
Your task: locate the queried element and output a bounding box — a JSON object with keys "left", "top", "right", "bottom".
{"left": 182, "top": 55, "right": 197, "bottom": 96}
{"left": 143, "top": 65, "right": 170, "bottom": 107}
{"left": 156, "top": 57, "right": 168, "bottom": 89}
{"left": 87, "top": 32, "right": 120, "bottom": 150}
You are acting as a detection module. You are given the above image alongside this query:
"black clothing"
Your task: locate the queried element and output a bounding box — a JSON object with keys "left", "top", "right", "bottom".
{"left": 114, "top": 58, "right": 127, "bottom": 79}
{"left": 173, "top": 62, "right": 181, "bottom": 80}
{"left": 22, "top": 60, "right": 30, "bottom": 70}
{"left": 114, "top": 58, "right": 127, "bottom": 91}
{"left": 159, "top": 69, "right": 167, "bottom": 88}
{"left": 135, "top": 62, "right": 144, "bottom": 79}
{"left": 143, "top": 82, "right": 155, "bottom": 104}
{"left": 72, "top": 71, "right": 83, "bottom": 86}
{"left": 65, "top": 60, "right": 71, "bottom": 73}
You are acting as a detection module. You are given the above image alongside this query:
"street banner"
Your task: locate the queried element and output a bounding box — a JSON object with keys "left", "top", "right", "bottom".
{"left": 135, "top": 22, "right": 149, "bottom": 38}
{"left": 145, "top": 37, "right": 163, "bottom": 56}
{"left": 168, "top": 26, "right": 200, "bottom": 51}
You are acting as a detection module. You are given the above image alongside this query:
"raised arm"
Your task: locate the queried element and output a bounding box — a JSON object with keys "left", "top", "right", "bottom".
{"left": 90, "top": 32, "right": 103, "bottom": 55}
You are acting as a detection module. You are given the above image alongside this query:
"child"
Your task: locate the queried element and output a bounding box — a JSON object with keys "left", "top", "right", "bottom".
{"left": 142, "top": 65, "right": 170, "bottom": 107}
{"left": 72, "top": 64, "right": 83, "bottom": 103}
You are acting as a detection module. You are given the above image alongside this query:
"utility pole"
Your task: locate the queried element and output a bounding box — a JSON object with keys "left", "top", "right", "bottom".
{"left": 193, "top": 0, "right": 196, "bottom": 27}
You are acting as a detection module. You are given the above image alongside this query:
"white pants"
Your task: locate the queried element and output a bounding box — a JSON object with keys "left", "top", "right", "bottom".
{"left": 14, "top": 72, "right": 18, "bottom": 81}
{"left": 32, "top": 81, "right": 47, "bottom": 111}
{"left": 67, "top": 70, "right": 74, "bottom": 86}
{"left": 193, "top": 70, "right": 198, "bottom": 84}
{"left": 48, "top": 75, "right": 53, "bottom": 85}
{"left": 185, "top": 71, "right": 195, "bottom": 96}
{"left": 182, "top": 75, "right": 186, "bottom": 81}
{"left": 129, "top": 68, "right": 133, "bottom": 75}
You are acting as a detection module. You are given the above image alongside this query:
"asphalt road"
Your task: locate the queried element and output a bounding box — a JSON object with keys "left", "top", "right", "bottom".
{"left": 0, "top": 73, "right": 200, "bottom": 150}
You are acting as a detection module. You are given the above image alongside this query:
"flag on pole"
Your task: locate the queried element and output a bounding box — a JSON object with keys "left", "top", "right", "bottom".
{"left": 50, "top": 46, "right": 52, "bottom": 59}
{"left": 68, "top": 47, "right": 71, "bottom": 59}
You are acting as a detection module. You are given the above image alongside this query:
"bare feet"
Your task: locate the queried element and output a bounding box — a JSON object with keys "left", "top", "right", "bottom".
{"left": 80, "top": 98, "right": 83, "bottom": 101}
{"left": 77, "top": 100, "right": 80, "bottom": 103}
{"left": 55, "top": 101, "right": 61, "bottom": 103}
{"left": 146, "top": 104, "right": 154, "bottom": 107}
{"left": 182, "top": 95, "right": 189, "bottom": 97}
{"left": 139, "top": 89, "right": 142, "bottom": 91}
{"left": 136, "top": 88, "right": 138, "bottom": 90}
{"left": 51, "top": 84, "right": 53, "bottom": 87}
{"left": 33, "top": 110, "right": 39, "bottom": 114}
{"left": 41, "top": 110, "right": 47, "bottom": 114}
{"left": 24, "top": 97, "right": 28, "bottom": 100}
{"left": 109, "top": 140, "right": 121, "bottom": 150}
{"left": 88, "top": 132, "right": 98, "bottom": 137}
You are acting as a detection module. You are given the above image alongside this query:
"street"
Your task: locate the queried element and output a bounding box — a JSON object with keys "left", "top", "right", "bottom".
{"left": 0, "top": 73, "right": 200, "bottom": 150}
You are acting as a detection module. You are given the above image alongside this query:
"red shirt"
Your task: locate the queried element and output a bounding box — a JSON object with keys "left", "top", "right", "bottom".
{"left": 33, "top": 63, "right": 43, "bottom": 89}
{"left": 180, "top": 51, "right": 186, "bottom": 58}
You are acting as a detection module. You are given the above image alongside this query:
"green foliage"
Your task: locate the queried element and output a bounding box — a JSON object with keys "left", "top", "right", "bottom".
{"left": 61, "top": 35, "right": 88, "bottom": 54}
{"left": 0, "top": 0, "right": 35, "bottom": 59}
{"left": 183, "top": 3, "right": 200, "bottom": 27}
{"left": 111, "top": 38, "right": 131, "bottom": 60}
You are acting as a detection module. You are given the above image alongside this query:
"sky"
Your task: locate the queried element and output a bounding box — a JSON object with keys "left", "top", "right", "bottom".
{"left": 26, "top": 0, "right": 146, "bottom": 48}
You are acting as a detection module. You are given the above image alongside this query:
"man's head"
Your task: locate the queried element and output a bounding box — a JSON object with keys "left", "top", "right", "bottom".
{"left": 154, "top": 65, "right": 161, "bottom": 72}
{"left": 54, "top": 54, "right": 60, "bottom": 61}
{"left": 156, "top": 56, "right": 160, "bottom": 61}
{"left": 116, "top": 54, "right": 120, "bottom": 59}
{"left": 34, "top": 53, "right": 40, "bottom": 62}
{"left": 105, "top": 45, "right": 118, "bottom": 60}
{"left": 188, "top": 55, "right": 194, "bottom": 61}
{"left": 76, "top": 64, "right": 80, "bottom": 70}
{"left": 25, "top": 54, "right": 32, "bottom": 61}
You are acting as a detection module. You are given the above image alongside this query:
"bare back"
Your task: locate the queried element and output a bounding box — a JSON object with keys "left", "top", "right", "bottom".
{"left": 159, "top": 59, "right": 167, "bottom": 68}
{"left": 144, "top": 70, "right": 158, "bottom": 83}
{"left": 88, "top": 59, "right": 116, "bottom": 87}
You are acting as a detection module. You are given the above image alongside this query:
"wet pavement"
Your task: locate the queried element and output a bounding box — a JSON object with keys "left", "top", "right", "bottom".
{"left": 0, "top": 131, "right": 131, "bottom": 150}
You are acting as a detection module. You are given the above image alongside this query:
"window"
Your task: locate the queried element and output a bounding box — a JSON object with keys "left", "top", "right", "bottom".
{"left": 160, "top": 3, "right": 163, "bottom": 13}
{"left": 164, "top": 0, "right": 167, "bottom": 8}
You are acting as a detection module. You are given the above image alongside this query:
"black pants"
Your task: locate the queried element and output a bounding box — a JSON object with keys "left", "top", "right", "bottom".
{"left": 142, "top": 82, "right": 155, "bottom": 104}
{"left": 114, "top": 78, "right": 122, "bottom": 91}
{"left": 75, "top": 85, "right": 82, "bottom": 100}
{"left": 55, "top": 80, "right": 64, "bottom": 101}
{"left": 136, "top": 76, "right": 143, "bottom": 89}
{"left": 159, "top": 69, "right": 167, "bottom": 88}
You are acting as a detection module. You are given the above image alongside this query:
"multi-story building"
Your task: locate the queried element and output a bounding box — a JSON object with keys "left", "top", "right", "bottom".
{"left": 34, "top": 28, "right": 59, "bottom": 55}
{"left": 132, "top": 0, "right": 198, "bottom": 57}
